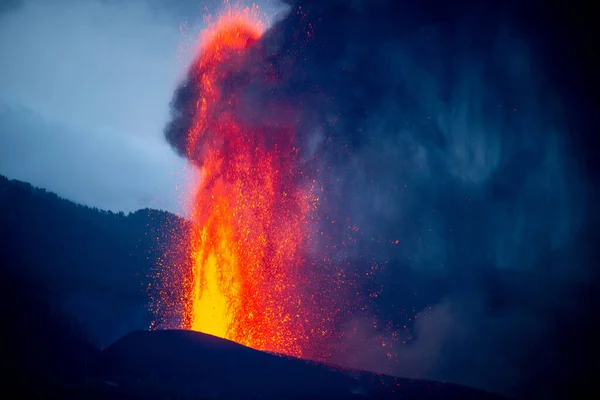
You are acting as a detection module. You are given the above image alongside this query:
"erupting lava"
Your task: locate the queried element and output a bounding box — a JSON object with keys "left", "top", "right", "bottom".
{"left": 182, "top": 10, "right": 313, "bottom": 356}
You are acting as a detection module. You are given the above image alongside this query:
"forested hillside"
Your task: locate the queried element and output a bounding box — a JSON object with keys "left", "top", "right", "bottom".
{"left": 0, "top": 174, "right": 188, "bottom": 346}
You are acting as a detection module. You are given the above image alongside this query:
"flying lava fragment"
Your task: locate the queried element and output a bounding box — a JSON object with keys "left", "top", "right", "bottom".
{"left": 180, "top": 9, "right": 315, "bottom": 357}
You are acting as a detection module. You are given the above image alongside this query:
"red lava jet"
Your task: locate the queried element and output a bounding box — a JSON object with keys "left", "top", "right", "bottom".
{"left": 177, "top": 9, "right": 319, "bottom": 357}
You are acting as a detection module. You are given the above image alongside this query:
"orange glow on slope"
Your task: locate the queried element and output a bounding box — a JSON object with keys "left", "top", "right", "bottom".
{"left": 183, "top": 10, "right": 312, "bottom": 357}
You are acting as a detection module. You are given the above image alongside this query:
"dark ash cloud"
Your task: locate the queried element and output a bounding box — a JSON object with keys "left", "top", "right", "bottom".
{"left": 165, "top": 0, "right": 598, "bottom": 398}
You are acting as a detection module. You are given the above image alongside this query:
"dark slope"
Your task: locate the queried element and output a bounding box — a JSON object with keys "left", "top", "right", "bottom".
{"left": 100, "top": 330, "right": 358, "bottom": 398}
{"left": 0, "top": 269, "right": 99, "bottom": 385}
{"left": 0, "top": 174, "right": 189, "bottom": 346}
{"left": 97, "top": 329, "right": 507, "bottom": 400}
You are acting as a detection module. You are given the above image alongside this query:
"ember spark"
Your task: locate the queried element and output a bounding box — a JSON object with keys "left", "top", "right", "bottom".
{"left": 182, "top": 9, "right": 313, "bottom": 357}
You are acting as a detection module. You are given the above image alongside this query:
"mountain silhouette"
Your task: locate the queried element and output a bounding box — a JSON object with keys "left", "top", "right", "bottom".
{"left": 0, "top": 174, "right": 188, "bottom": 346}
{"left": 95, "top": 329, "right": 507, "bottom": 399}
{"left": 0, "top": 174, "right": 512, "bottom": 398}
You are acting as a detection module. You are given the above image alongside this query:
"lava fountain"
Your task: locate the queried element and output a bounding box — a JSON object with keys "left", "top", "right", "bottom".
{"left": 181, "top": 10, "right": 315, "bottom": 357}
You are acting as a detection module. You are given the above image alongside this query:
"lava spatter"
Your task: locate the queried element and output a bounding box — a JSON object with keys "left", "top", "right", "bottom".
{"left": 182, "top": 9, "right": 313, "bottom": 357}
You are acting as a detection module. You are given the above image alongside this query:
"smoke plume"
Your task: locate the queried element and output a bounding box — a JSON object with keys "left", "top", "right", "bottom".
{"left": 165, "top": 1, "right": 598, "bottom": 398}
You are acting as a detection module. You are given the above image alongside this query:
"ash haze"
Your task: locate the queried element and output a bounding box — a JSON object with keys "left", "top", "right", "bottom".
{"left": 0, "top": 0, "right": 286, "bottom": 214}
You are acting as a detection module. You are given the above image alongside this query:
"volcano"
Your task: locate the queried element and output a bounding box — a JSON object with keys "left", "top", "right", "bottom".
{"left": 95, "top": 329, "right": 508, "bottom": 400}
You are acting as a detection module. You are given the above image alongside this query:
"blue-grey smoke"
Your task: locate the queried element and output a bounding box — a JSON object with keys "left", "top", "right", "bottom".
{"left": 164, "top": 1, "right": 596, "bottom": 397}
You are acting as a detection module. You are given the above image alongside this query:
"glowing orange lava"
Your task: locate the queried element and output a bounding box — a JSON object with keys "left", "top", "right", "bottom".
{"left": 183, "top": 10, "right": 312, "bottom": 357}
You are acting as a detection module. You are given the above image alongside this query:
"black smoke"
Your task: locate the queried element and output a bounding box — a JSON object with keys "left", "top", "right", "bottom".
{"left": 165, "top": 0, "right": 599, "bottom": 398}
